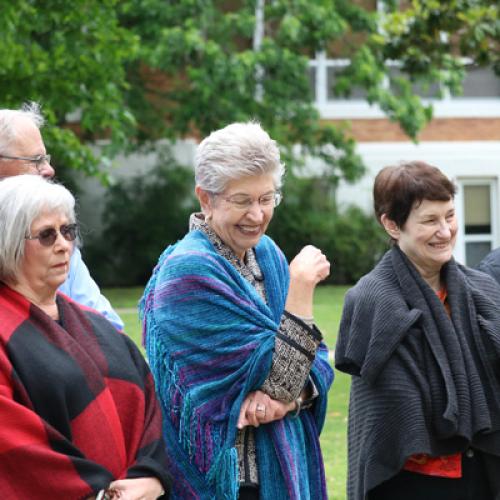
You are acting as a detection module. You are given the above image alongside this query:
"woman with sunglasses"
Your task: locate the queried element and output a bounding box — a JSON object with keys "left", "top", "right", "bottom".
{"left": 0, "top": 175, "right": 171, "bottom": 500}
{"left": 141, "top": 122, "right": 333, "bottom": 500}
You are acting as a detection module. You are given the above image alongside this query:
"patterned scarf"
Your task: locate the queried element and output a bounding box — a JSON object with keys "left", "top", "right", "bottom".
{"left": 140, "top": 230, "right": 332, "bottom": 499}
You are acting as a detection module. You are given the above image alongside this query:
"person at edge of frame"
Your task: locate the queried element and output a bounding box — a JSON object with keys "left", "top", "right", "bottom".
{"left": 336, "top": 161, "right": 500, "bottom": 500}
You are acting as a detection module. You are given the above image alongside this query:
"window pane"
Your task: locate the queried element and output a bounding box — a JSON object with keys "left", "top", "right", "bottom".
{"left": 463, "top": 185, "right": 491, "bottom": 234}
{"left": 456, "top": 67, "right": 500, "bottom": 98}
{"left": 327, "top": 66, "right": 366, "bottom": 100}
{"left": 389, "top": 67, "right": 441, "bottom": 98}
{"left": 308, "top": 65, "right": 316, "bottom": 101}
{"left": 466, "top": 241, "right": 492, "bottom": 267}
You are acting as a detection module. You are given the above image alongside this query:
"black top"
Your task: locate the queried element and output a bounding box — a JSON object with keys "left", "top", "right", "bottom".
{"left": 477, "top": 247, "right": 500, "bottom": 286}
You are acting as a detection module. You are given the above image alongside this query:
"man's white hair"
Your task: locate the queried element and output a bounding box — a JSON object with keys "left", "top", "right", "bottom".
{"left": 0, "top": 102, "right": 45, "bottom": 155}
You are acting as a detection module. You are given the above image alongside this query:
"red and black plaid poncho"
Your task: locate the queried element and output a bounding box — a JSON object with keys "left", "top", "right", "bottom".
{"left": 0, "top": 284, "right": 171, "bottom": 499}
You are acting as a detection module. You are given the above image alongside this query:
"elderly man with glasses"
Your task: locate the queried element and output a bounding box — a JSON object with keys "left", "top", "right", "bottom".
{"left": 0, "top": 102, "right": 123, "bottom": 330}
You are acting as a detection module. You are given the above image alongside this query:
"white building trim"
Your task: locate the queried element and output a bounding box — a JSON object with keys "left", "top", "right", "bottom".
{"left": 310, "top": 57, "right": 500, "bottom": 119}
{"left": 318, "top": 99, "right": 500, "bottom": 120}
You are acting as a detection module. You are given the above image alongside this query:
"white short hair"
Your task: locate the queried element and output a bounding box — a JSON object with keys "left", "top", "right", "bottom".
{"left": 0, "top": 175, "right": 76, "bottom": 282}
{"left": 0, "top": 102, "right": 45, "bottom": 155}
{"left": 195, "top": 122, "right": 285, "bottom": 193}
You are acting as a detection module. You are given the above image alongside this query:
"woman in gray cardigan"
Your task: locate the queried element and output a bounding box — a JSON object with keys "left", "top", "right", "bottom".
{"left": 336, "top": 161, "right": 500, "bottom": 500}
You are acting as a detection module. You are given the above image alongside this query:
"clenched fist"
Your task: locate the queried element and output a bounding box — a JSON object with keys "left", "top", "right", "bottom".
{"left": 289, "top": 245, "right": 330, "bottom": 286}
{"left": 286, "top": 245, "right": 331, "bottom": 318}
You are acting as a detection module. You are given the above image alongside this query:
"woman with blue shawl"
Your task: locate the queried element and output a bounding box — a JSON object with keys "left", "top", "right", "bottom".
{"left": 141, "top": 122, "right": 334, "bottom": 500}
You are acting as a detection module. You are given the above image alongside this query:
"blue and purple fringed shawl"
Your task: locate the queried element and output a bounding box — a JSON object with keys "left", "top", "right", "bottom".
{"left": 140, "top": 230, "right": 333, "bottom": 499}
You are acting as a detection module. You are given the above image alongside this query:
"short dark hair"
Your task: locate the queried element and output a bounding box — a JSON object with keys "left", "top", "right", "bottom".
{"left": 373, "top": 161, "right": 456, "bottom": 228}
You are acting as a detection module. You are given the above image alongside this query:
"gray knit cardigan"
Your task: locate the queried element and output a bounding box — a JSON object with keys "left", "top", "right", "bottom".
{"left": 336, "top": 246, "right": 500, "bottom": 500}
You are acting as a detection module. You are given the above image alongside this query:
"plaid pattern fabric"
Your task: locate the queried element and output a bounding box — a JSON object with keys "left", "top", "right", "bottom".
{"left": 0, "top": 284, "right": 170, "bottom": 500}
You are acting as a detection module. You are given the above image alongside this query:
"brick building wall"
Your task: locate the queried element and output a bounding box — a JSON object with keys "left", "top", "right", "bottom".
{"left": 328, "top": 118, "right": 500, "bottom": 142}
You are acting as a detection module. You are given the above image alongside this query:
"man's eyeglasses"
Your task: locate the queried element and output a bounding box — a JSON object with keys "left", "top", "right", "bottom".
{"left": 25, "top": 223, "right": 78, "bottom": 247}
{"left": 0, "top": 153, "right": 51, "bottom": 172}
{"left": 215, "top": 191, "right": 282, "bottom": 210}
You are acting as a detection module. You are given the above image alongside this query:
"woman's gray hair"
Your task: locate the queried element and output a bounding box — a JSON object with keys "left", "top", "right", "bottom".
{"left": 0, "top": 102, "right": 45, "bottom": 155}
{"left": 0, "top": 175, "right": 76, "bottom": 283}
{"left": 195, "top": 122, "right": 285, "bottom": 193}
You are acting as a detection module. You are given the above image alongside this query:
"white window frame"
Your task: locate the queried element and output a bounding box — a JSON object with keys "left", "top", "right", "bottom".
{"left": 309, "top": 54, "right": 500, "bottom": 120}
{"left": 454, "top": 178, "right": 498, "bottom": 265}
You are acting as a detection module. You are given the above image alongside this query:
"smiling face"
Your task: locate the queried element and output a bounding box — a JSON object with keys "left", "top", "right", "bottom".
{"left": 16, "top": 211, "right": 74, "bottom": 299}
{"left": 197, "top": 174, "right": 276, "bottom": 259}
{"left": 383, "top": 198, "right": 457, "bottom": 278}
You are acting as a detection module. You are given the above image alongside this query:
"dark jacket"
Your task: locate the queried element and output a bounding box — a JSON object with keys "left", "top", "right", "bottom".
{"left": 336, "top": 247, "right": 500, "bottom": 500}
{"left": 477, "top": 247, "right": 500, "bottom": 286}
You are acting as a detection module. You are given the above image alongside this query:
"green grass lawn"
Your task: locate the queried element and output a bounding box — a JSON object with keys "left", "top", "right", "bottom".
{"left": 104, "top": 284, "right": 350, "bottom": 500}
{"left": 314, "top": 286, "right": 350, "bottom": 500}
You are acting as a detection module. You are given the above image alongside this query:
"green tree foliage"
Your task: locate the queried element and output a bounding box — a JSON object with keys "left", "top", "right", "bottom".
{"left": 268, "top": 177, "right": 389, "bottom": 284}
{"left": 327, "top": 0, "right": 499, "bottom": 137}
{"left": 1, "top": 1, "right": 497, "bottom": 180}
{"left": 380, "top": 0, "right": 499, "bottom": 74}
{"left": 0, "top": 0, "right": 138, "bottom": 178}
{"left": 118, "top": 0, "right": 370, "bottom": 186}
{"left": 85, "top": 149, "right": 198, "bottom": 286}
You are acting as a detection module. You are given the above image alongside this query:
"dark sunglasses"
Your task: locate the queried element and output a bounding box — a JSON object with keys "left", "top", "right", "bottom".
{"left": 25, "top": 223, "right": 78, "bottom": 247}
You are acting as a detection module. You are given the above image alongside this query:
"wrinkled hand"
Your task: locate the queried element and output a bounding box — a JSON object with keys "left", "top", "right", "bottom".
{"left": 107, "top": 477, "right": 164, "bottom": 500}
{"left": 289, "top": 245, "right": 330, "bottom": 287}
{"left": 237, "top": 390, "right": 296, "bottom": 429}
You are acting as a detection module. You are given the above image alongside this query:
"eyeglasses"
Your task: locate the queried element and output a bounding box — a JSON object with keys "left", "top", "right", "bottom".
{"left": 0, "top": 153, "right": 51, "bottom": 172}
{"left": 25, "top": 223, "right": 78, "bottom": 247}
{"left": 215, "top": 191, "right": 282, "bottom": 210}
